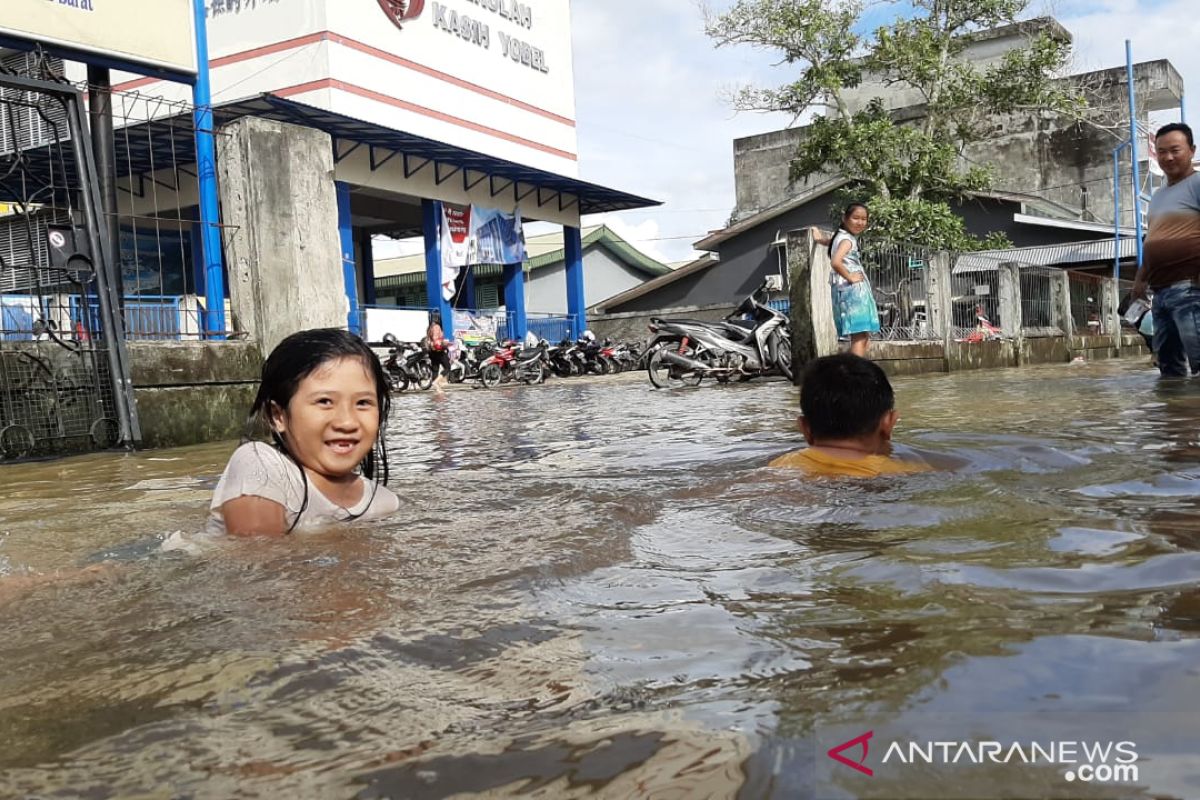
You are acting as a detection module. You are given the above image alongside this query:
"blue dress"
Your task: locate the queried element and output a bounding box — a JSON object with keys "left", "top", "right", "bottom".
{"left": 830, "top": 231, "right": 881, "bottom": 337}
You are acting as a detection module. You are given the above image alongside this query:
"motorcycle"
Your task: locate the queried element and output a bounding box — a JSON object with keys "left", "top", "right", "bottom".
{"left": 382, "top": 334, "right": 435, "bottom": 392}
{"left": 477, "top": 340, "right": 547, "bottom": 387}
{"left": 448, "top": 340, "right": 494, "bottom": 384}
{"left": 644, "top": 281, "right": 792, "bottom": 388}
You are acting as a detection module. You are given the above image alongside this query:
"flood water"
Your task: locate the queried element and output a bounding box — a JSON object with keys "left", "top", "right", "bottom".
{"left": 2, "top": 358, "right": 1200, "bottom": 799}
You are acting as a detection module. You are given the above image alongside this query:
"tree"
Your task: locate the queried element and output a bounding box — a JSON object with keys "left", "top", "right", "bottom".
{"left": 705, "top": 0, "right": 1084, "bottom": 250}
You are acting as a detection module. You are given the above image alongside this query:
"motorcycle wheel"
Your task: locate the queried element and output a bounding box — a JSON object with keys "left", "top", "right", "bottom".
{"left": 773, "top": 330, "right": 794, "bottom": 381}
{"left": 648, "top": 347, "right": 704, "bottom": 389}
{"left": 388, "top": 369, "right": 409, "bottom": 392}
{"left": 479, "top": 364, "right": 502, "bottom": 388}
{"left": 447, "top": 365, "right": 464, "bottom": 384}
{"left": 599, "top": 356, "right": 615, "bottom": 375}
{"left": 415, "top": 362, "right": 435, "bottom": 391}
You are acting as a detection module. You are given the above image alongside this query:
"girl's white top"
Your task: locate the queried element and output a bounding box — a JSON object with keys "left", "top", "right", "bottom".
{"left": 829, "top": 230, "right": 864, "bottom": 287}
{"left": 207, "top": 441, "right": 399, "bottom": 534}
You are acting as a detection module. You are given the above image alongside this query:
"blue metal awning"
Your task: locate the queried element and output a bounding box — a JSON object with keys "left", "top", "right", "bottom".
{"left": 0, "top": 92, "right": 660, "bottom": 217}
{"left": 214, "top": 94, "right": 660, "bottom": 216}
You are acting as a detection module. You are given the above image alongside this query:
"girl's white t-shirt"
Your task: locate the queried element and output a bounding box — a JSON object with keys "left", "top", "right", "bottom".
{"left": 208, "top": 442, "right": 400, "bottom": 534}
{"left": 829, "top": 230, "right": 864, "bottom": 287}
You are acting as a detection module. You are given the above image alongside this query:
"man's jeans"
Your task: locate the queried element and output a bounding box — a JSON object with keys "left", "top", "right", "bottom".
{"left": 1152, "top": 281, "right": 1200, "bottom": 377}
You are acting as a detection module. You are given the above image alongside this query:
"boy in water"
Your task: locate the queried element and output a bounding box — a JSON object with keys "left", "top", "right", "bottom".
{"left": 771, "top": 353, "right": 929, "bottom": 477}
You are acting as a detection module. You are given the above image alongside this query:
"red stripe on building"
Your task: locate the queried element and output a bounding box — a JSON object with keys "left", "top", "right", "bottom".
{"left": 275, "top": 78, "right": 578, "bottom": 161}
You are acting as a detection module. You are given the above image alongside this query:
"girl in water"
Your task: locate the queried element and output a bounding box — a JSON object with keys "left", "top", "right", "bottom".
{"left": 209, "top": 328, "right": 399, "bottom": 536}
{"left": 827, "top": 203, "right": 880, "bottom": 357}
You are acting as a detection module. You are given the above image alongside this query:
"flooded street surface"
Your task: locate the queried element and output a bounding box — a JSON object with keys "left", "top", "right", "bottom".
{"left": 3, "top": 359, "right": 1200, "bottom": 798}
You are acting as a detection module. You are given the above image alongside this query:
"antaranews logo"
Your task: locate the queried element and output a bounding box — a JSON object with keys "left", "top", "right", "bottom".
{"left": 827, "top": 730, "right": 874, "bottom": 777}
{"left": 377, "top": 0, "right": 425, "bottom": 30}
{"left": 825, "top": 731, "right": 1139, "bottom": 787}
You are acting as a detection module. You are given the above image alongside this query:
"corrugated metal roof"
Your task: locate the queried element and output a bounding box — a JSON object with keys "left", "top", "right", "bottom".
{"left": 953, "top": 238, "right": 1137, "bottom": 273}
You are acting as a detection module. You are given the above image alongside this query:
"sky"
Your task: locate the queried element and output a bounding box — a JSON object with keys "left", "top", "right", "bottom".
{"left": 561, "top": 0, "right": 1199, "bottom": 264}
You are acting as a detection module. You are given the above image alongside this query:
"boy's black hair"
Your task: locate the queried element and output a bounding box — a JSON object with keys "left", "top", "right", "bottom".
{"left": 1156, "top": 122, "right": 1194, "bottom": 148}
{"left": 800, "top": 353, "right": 895, "bottom": 440}
{"left": 248, "top": 328, "right": 391, "bottom": 532}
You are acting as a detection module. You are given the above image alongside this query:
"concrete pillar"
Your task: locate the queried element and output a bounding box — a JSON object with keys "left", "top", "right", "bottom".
{"left": 216, "top": 116, "right": 347, "bottom": 357}
{"left": 1101, "top": 275, "right": 1121, "bottom": 347}
{"left": 335, "top": 182, "right": 361, "bottom": 335}
{"left": 1050, "top": 270, "right": 1073, "bottom": 337}
{"left": 925, "top": 250, "right": 953, "bottom": 345}
{"left": 564, "top": 225, "right": 586, "bottom": 339}
{"left": 998, "top": 262, "right": 1022, "bottom": 339}
{"left": 503, "top": 262, "right": 528, "bottom": 340}
{"left": 422, "top": 199, "right": 454, "bottom": 339}
{"left": 787, "top": 228, "right": 837, "bottom": 382}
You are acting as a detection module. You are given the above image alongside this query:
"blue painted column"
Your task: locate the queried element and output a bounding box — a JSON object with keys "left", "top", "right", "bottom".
{"left": 335, "top": 182, "right": 361, "bottom": 334}
{"left": 358, "top": 229, "right": 377, "bottom": 305}
{"left": 422, "top": 199, "right": 454, "bottom": 338}
{"left": 564, "top": 225, "right": 586, "bottom": 339}
{"left": 192, "top": 0, "right": 226, "bottom": 339}
{"left": 503, "top": 262, "right": 527, "bottom": 340}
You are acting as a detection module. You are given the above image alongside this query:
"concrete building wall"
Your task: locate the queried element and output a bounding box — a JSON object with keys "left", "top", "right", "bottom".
{"left": 217, "top": 116, "right": 348, "bottom": 357}
{"left": 525, "top": 248, "right": 653, "bottom": 314}
{"left": 732, "top": 58, "right": 1182, "bottom": 227}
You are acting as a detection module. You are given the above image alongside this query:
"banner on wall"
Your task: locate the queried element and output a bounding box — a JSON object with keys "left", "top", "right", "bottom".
{"left": 439, "top": 203, "right": 527, "bottom": 301}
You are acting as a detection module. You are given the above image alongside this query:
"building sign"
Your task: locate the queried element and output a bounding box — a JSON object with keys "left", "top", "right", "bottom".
{"left": 0, "top": 0, "right": 197, "bottom": 75}
{"left": 376, "top": 0, "right": 424, "bottom": 30}
{"left": 431, "top": 0, "right": 549, "bottom": 73}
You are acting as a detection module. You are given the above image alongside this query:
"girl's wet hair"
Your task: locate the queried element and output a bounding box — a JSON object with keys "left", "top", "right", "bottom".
{"left": 248, "top": 328, "right": 391, "bottom": 530}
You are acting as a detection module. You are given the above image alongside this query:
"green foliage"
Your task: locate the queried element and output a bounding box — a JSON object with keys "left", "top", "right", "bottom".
{"left": 836, "top": 192, "right": 1012, "bottom": 251}
{"left": 708, "top": 0, "right": 1081, "bottom": 250}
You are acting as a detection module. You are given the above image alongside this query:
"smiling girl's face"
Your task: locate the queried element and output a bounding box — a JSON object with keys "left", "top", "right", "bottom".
{"left": 270, "top": 357, "right": 380, "bottom": 484}
{"left": 844, "top": 206, "right": 869, "bottom": 236}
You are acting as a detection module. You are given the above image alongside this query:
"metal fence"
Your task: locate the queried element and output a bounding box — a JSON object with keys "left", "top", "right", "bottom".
{"left": 860, "top": 240, "right": 937, "bottom": 340}
{"left": 1018, "top": 265, "right": 1061, "bottom": 337}
{"left": 948, "top": 258, "right": 1003, "bottom": 340}
{"left": 0, "top": 52, "right": 139, "bottom": 459}
{"left": 1067, "top": 270, "right": 1108, "bottom": 336}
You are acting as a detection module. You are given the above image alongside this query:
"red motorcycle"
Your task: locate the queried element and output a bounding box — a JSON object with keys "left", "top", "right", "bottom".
{"left": 478, "top": 340, "right": 546, "bottom": 387}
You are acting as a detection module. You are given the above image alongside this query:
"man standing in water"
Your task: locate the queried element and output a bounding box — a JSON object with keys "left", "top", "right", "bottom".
{"left": 1133, "top": 123, "right": 1200, "bottom": 377}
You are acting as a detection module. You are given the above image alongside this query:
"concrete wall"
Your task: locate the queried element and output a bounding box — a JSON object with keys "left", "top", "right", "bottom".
{"left": 589, "top": 303, "right": 739, "bottom": 346}
{"left": 217, "top": 116, "right": 348, "bottom": 357}
{"left": 525, "top": 248, "right": 651, "bottom": 314}
{"left": 731, "top": 56, "right": 1183, "bottom": 226}
{"left": 128, "top": 341, "right": 262, "bottom": 449}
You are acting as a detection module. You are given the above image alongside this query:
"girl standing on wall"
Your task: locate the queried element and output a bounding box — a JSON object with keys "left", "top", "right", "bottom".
{"left": 825, "top": 203, "right": 880, "bottom": 358}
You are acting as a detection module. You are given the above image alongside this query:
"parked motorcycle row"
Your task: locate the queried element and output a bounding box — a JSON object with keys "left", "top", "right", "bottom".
{"left": 381, "top": 282, "right": 790, "bottom": 393}
{"left": 642, "top": 281, "right": 793, "bottom": 388}
{"left": 380, "top": 333, "right": 645, "bottom": 392}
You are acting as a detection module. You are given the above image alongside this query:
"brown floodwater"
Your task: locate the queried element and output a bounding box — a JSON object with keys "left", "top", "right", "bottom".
{"left": 1, "top": 359, "right": 1199, "bottom": 799}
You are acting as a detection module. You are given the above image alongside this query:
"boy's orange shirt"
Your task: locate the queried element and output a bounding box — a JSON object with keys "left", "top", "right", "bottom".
{"left": 770, "top": 447, "right": 930, "bottom": 478}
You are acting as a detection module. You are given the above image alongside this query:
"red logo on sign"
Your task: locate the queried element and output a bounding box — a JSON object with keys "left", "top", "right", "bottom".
{"left": 827, "top": 731, "right": 874, "bottom": 777}
{"left": 377, "top": 0, "right": 425, "bottom": 29}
